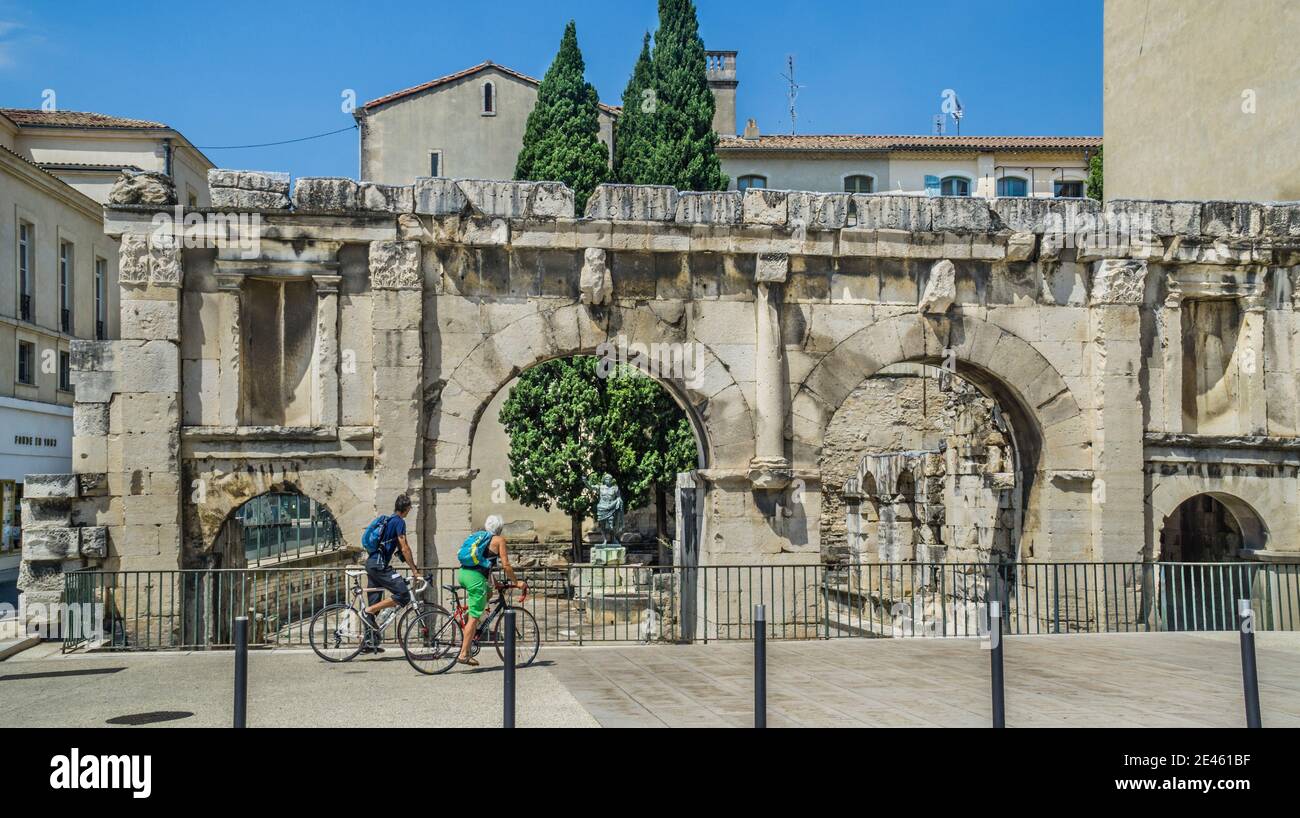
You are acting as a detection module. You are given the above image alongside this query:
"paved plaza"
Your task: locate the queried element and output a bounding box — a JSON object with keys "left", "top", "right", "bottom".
{"left": 2, "top": 632, "right": 1298, "bottom": 728}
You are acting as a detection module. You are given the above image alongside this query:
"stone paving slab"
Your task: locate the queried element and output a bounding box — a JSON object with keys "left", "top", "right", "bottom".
{"left": 540, "top": 631, "right": 1300, "bottom": 728}
{"left": 0, "top": 645, "right": 596, "bottom": 728}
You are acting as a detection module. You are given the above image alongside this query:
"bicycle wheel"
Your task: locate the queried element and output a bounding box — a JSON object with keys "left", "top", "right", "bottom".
{"left": 308, "top": 604, "right": 366, "bottom": 662}
{"left": 402, "top": 608, "right": 462, "bottom": 675}
{"left": 493, "top": 606, "right": 540, "bottom": 667}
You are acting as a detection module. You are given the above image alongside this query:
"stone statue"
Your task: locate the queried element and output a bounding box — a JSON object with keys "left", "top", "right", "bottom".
{"left": 588, "top": 472, "right": 625, "bottom": 545}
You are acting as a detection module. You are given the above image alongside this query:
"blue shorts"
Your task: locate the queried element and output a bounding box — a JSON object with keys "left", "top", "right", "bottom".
{"left": 365, "top": 565, "right": 411, "bottom": 607}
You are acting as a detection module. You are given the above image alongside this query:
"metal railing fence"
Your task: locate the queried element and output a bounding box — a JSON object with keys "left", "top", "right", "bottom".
{"left": 59, "top": 560, "right": 1300, "bottom": 652}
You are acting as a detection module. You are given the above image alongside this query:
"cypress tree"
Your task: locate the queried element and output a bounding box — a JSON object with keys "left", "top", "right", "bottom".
{"left": 612, "top": 32, "right": 655, "bottom": 184}
{"left": 646, "top": 0, "right": 726, "bottom": 191}
{"left": 515, "top": 21, "right": 609, "bottom": 211}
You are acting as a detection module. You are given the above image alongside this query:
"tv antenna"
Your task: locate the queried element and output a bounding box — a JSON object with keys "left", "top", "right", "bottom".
{"left": 779, "top": 55, "right": 804, "bottom": 135}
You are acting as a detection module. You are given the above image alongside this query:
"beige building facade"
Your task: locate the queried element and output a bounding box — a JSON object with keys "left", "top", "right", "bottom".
{"left": 357, "top": 62, "right": 618, "bottom": 186}
{"left": 1104, "top": 0, "right": 1300, "bottom": 202}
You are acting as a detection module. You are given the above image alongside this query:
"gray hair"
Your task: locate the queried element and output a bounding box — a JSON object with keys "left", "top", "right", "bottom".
{"left": 484, "top": 515, "right": 505, "bottom": 535}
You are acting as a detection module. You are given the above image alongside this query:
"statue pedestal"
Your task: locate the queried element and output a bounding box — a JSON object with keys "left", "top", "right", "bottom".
{"left": 590, "top": 545, "right": 626, "bottom": 566}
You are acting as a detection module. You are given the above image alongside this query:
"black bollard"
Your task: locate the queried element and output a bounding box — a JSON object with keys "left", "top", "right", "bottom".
{"left": 1238, "top": 600, "right": 1262, "bottom": 729}
{"left": 754, "top": 604, "right": 767, "bottom": 729}
{"left": 233, "top": 616, "right": 248, "bottom": 729}
{"left": 989, "top": 601, "right": 1005, "bottom": 728}
{"left": 503, "top": 609, "right": 516, "bottom": 729}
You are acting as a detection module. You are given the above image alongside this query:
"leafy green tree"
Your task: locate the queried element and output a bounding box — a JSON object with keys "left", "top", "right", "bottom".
{"left": 644, "top": 0, "right": 727, "bottom": 191}
{"left": 1087, "top": 146, "right": 1103, "bottom": 202}
{"left": 514, "top": 21, "right": 610, "bottom": 212}
{"left": 498, "top": 358, "right": 605, "bottom": 558}
{"left": 499, "top": 357, "right": 697, "bottom": 556}
{"left": 612, "top": 32, "right": 656, "bottom": 185}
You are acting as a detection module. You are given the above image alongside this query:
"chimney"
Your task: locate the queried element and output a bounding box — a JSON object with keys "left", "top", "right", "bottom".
{"left": 705, "top": 50, "right": 738, "bottom": 137}
{"left": 743, "top": 118, "right": 760, "bottom": 140}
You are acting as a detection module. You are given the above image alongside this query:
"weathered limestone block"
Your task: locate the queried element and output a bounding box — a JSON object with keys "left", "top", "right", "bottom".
{"left": 73, "top": 402, "right": 110, "bottom": 437}
{"left": 118, "top": 233, "right": 150, "bottom": 284}
{"left": 109, "top": 169, "right": 176, "bottom": 206}
{"left": 207, "top": 169, "right": 290, "bottom": 194}
{"left": 929, "top": 196, "right": 995, "bottom": 233}
{"left": 528, "top": 182, "right": 575, "bottom": 218}
{"left": 118, "top": 341, "right": 180, "bottom": 393}
{"left": 1105, "top": 199, "right": 1200, "bottom": 237}
{"left": 292, "top": 177, "right": 360, "bottom": 211}
{"left": 787, "top": 192, "right": 851, "bottom": 230}
{"left": 992, "top": 197, "right": 1100, "bottom": 234}
{"left": 121, "top": 299, "right": 179, "bottom": 340}
{"left": 1005, "top": 231, "right": 1037, "bottom": 262}
{"left": 756, "top": 252, "right": 789, "bottom": 283}
{"left": 78, "top": 473, "right": 109, "bottom": 497}
{"left": 21, "top": 497, "right": 71, "bottom": 527}
{"left": 369, "top": 241, "right": 421, "bottom": 289}
{"left": 1090, "top": 259, "right": 1148, "bottom": 305}
{"left": 919, "top": 259, "right": 956, "bottom": 314}
{"left": 80, "top": 526, "right": 108, "bottom": 559}
{"left": 1263, "top": 203, "right": 1300, "bottom": 238}
{"left": 1200, "top": 201, "right": 1264, "bottom": 238}
{"left": 23, "top": 474, "right": 78, "bottom": 499}
{"left": 584, "top": 184, "right": 678, "bottom": 221}
{"left": 456, "top": 179, "right": 534, "bottom": 218}
{"left": 743, "top": 189, "right": 789, "bottom": 226}
{"left": 579, "top": 247, "right": 612, "bottom": 305}
{"left": 414, "top": 177, "right": 468, "bottom": 215}
{"left": 675, "top": 191, "right": 743, "bottom": 224}
{"left": 852, "top": 195, "right": 930, "bottom": 231}
{"left": 209, "top": 187, "right": 291, "bottom": 209}
{"left": 358, "top": 182, "right": 415, "bottom": 213}
{"left": 22, "top": 527, "right": 79, "bottom": 562}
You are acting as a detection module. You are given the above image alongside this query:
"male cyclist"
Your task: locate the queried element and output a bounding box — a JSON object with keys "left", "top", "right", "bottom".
{"left": 361, "top": 493, "right": 419, "bottom": 653}
{"left": 455, "top": 514, "right": 523, "bottom": 666}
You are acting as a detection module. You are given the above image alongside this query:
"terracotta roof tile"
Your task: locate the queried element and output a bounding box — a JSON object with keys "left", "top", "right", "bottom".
{"left": 717, "top": 134, "right": 1101, "bottom": 152}
{"left": 1, "top": 108, "right": 167, "bottom": 129}
{"left": 362, "top": 61, "right": 619, "bottom": 115}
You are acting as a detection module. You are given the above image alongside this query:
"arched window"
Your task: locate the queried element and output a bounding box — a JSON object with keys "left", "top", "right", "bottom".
{"left": 844, "top": 175, "right": 874, "bottom": 193}
{"left": 996, "top": 176, "right": 1028, "bottom": 197}
{"left": 737, "top": 174, "right": 767, "bottom": 191}
{"left": 481, "top": 81, "right": 495, "bottom": 115}
{"left": 940, "top": 176, "right": 970, "bottom": 196}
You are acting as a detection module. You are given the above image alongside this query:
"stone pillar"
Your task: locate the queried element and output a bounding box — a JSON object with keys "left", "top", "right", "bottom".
{"left": 369, "top": 241, "right": 425, "bottom": 561}
{"left": 214, "top": 273, "right": 242, "bottom": 427}
{"left": 1240, "top": 294, "right": 1268, "bottom": 435}
{"left": 1159, "top": 288, "right": 1184, "bottom": 434}
{"left": 425, "top": 470, "right": 475, "bottom": 568}
{"left": 313, "top": 275, "right": 341, "bottom": 428}
{"left": 1088, "top": 259, "right": 1148, "bottom": 562}
{"left": 748, "top": 252, "right": 791, "bottom": 489}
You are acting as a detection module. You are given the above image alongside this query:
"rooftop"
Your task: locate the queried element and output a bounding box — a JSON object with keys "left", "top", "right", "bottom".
{"left": 362, "top": 61, "right": 620, "bottom": 116}
{"left": 1, "top": 109, "right": 169, "bottom": 129}
{"left": 717, "top": 134, "right": 1102, "bottom": 152}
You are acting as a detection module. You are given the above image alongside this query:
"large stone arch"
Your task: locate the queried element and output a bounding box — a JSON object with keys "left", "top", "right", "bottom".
{"left": 427, "top": 302, "right": 757, "bottom": 474}
{"left": 793, "top": 312, "right": 1088, "bottom": 559}
{"left": 423, "top": 301, "right": 757, "bottom": 564}
{"left": 183, "top": 458, "right": 370, "bottom": 566}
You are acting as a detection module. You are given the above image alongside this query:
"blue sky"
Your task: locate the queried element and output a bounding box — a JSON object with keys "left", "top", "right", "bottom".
{"left": 0, "top": 0, "right": 1102, "bottom": 178}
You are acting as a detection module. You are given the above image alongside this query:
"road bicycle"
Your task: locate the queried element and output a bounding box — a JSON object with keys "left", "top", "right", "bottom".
{"left": 402, "top": 576, "right": 540, "bottom": 675}
{"left": 307, "top": 569, "right": 441, "bottom": 662}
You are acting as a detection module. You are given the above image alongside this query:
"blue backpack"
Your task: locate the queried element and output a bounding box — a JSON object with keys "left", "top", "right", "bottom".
{"left": 362, "top": 515, "right": 393, "bottom": 557}
{"left": 457, "top": 530, "right": 495, "bottom": 571}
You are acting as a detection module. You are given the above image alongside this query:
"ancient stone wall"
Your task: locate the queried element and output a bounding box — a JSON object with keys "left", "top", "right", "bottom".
{"left": 21, "top": 173, "right": 1300, "bottom": 617}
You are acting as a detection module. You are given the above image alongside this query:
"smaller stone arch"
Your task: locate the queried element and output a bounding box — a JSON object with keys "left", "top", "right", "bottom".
{"left": 1152, "top": 489, "right": 1269, "bottom": 562}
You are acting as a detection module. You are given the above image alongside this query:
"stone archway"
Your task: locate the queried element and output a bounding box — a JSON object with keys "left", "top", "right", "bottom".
{"left": 1156, "top": 492, "right": 1267, "bottom": 562}
{"left": 424, "top": 302, "right": 758, "bottom": 564}
{"left": 793, "top": 312, "right": 1087, "bottom": 560}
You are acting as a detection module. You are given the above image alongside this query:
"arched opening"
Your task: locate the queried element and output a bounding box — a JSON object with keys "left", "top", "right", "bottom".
{"left": 1159, "top": 492, "right": 1264, "bottom": 562}
{"left": 823, "top": 362, "right": 1031, "bottom": 567}
{"left": 1156, "top": 493, "right": 1267, "bottom": 631}
{"left": 468, "top": 354, "right": 708, "bottom": 568}
{"left": 213, "top": 489, "right": 343, "bottom": 569}
{"left": 481, "top": 81, "right": 495, "bottom": 114}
